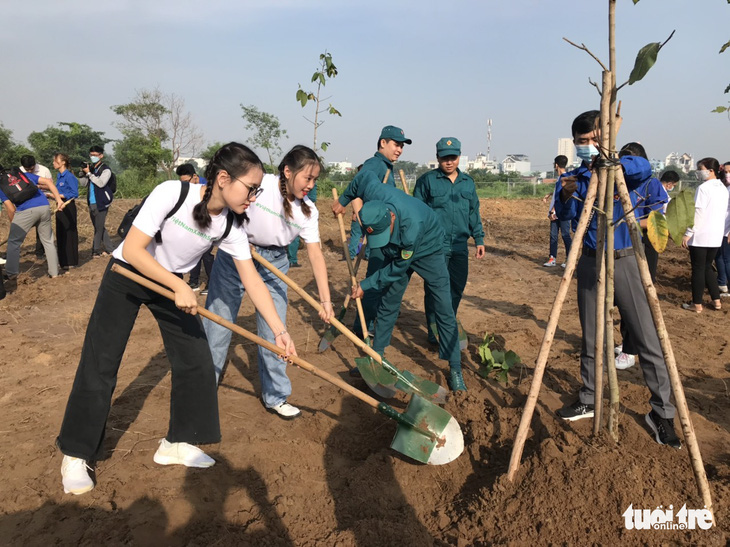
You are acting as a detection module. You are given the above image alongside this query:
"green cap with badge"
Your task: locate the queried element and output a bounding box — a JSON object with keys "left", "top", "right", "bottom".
{"left": 359, "top": 200, "right": 393, "bottom": 249}
{"left": 379, "top": 125, "right": 412, "bottom": 145}
{"left": 436, "top": 137, "right": 461, "bottom": 157}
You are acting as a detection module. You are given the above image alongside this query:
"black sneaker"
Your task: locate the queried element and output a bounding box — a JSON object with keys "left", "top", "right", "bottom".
{"left": 188, "top": 282, "right": 201, "bottom": 292}
{"left": 556, "top": 400, "right": 595, "bottom": 421}
{"left": 645, "top": 410, "right": 681, "bottom": 449}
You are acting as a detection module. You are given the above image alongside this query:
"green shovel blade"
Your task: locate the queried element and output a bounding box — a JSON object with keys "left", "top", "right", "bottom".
{"left": 318, "top": 305, "right": 349, "bottom": 352}
{"left": 392, "top": 367, "right": 449, "bottom": 405}
{"left": 382, "top": 395, "right": 464, "bottom": 465}
{"left": 355, "top": 357, "right": 398, "bottom": 398}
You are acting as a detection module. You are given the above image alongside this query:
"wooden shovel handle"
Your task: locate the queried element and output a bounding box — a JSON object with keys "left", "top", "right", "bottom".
{"left": 110, "top": 263, "right": 381, "bottom": 409}
{"left": 398, "top": 169, "right": 409, "bottom": 195}
{"left": 332, "top": 188, "right": 370, "bottom": 340}
{"left": 251, "top": 248, "right": 384, "bottom": 364}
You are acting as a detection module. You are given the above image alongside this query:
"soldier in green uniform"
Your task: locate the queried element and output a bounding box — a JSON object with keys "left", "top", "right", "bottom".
{"left": 334, "top": 126, "right": 412, "bottom": 337}
{"left": 413, "top": 137, "right": 485, "bottom": 344}
{"left": 351, "top": 198, "right": 466, "bottom": 391}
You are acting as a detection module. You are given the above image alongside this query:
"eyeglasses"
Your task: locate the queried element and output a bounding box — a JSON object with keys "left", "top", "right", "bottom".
{"left": 234, "top": 178, "right": 263, "bottom": 199}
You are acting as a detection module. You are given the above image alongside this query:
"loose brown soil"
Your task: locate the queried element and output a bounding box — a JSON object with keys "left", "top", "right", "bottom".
{"left": 0, "top": 197, "right": 728, "bottom": 545}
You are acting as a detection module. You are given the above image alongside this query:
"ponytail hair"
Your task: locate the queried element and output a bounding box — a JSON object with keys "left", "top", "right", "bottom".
{"left": 194, "top": 142, "right": 264, "bottom": 229}
{"left": 278, "top": 145, "right": 322, "bottom": 220}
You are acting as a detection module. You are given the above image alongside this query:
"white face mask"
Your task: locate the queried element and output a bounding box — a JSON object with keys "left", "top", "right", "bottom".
{"left": 575, "top": 144, "right": 599, "bottom": 163}
{"left": 696, "top": 170, "right": 711, "bottom": 182}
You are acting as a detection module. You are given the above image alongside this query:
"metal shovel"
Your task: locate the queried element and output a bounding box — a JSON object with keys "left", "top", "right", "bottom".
{"left": 251, "top": 250, "right": 450, "bottom": 405}
{"left": 110, "top": 264, "right": 464, "bottom": 465}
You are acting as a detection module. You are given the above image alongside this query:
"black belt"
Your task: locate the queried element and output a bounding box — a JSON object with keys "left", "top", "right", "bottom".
{"left": 582, "top": 247, "right": 635, "bottom": 259}
{"left": 252, "top": 244, "right": 285, "bottom": 252}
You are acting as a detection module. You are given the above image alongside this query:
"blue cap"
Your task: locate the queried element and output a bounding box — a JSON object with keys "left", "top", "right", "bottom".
{"left": 379, "top": 125, "right": 412, "bottom": 145}
{"left": 359, "top": 201, "right": 393, "bottom": 248}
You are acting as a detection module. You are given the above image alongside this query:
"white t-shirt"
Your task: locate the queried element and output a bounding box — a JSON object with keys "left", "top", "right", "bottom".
{"left": 112, "top": 180, "right": 251, "bottom": 272}
{"left": 685, "top": 179, "right": 730, "bottom": 247}
{"left": 245, "top": 173, "right": 320, "bottom": 247}
{"left": 21, "top": 164, "right": 52, "bottom": 179}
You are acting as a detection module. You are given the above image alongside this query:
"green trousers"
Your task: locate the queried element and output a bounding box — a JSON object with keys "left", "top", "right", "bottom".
{"left": 425, "top": 250, "right": 468, "bottom": 343}
{"left": 373, "top": 251, "right": 461, "bottom": 369}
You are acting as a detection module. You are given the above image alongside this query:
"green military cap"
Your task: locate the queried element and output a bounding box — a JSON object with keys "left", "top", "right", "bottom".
{"left": 379, "top": 125, "right": 412, "bottom": 144}
{"left": 436, "top": 137, "right": 461, "bottom": 157}
{"left": 359, "top": 200, "right": 393, "bottom": 249}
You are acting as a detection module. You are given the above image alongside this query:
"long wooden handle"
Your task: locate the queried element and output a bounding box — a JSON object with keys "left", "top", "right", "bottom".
{"left": 251, "top": 249, "right": 384, "bottom": 364}
{"left": 332, "top": 188, "right": 370, "bottom": 339}
{"left": 398, "top": 169, "right": 409, "bottom": 195}
{"left": 110, "top": 263, "right": 381, "bottom": 409}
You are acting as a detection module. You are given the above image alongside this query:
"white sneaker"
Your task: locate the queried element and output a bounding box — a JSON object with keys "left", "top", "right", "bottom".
{"left": 543, "top": 257, "right": 556, "bottom": 267}
{"left": 0, "top": 257, "right": 6, "bottom": 265}
{"left": 61, "top": 455, "right": 94, "bottom": 495}
{"left": 561, "top": 263, "right": 566, "bottom": 268}
{"left": 267, "top": 402, "right": 302, "bottom": 420}
{"left": 614, "top": 344, "right": 623, "bottom": 355}
{"left": 615, "top": 352, "right": 636, "bottom": 370}
{"left": 719, "top": 285, "right": 728, "bottom": 293}
{"left": 153, "top": 439, "right": 215, "bottom": 468}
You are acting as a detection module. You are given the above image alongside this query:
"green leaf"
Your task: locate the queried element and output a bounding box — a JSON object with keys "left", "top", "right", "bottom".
{"left": 632, "top": 0, "right": 640, "bottom": 4}
{"left": 492, "top": 350, "right": 505, "bottom": 364}
{"left": 296, "top": 89, "right": 309, "bottom": 107}
{"left": 318, "top": 73, "right": 326, "bottom": 86}
{"left": 665, "top": 188, "right": 695, "bottom": 246}
{"left": 477, "top": 365, "right": 490, "bottom": 379}
{"left": 311, "top": 72, "right": 319, "bottom": 83}
{"left": 320, "top": 142, "right": 329, "bottom": 152}
{"left": 479, "top": 343, "right": 494, "bottom": 367}
{"left": 646, "top": 210, "right": 669, "bottom": 253}
{"left": 328, "top": 105, "right": 342, "bottom": 116}
{"left": 712, "top": 106, "right": 728, "bottom": 113}
{"left": 497, "top": 370, "right": 509, "bottom": 385}
{"left": 720, "top": 40, "right": 730, "bottom": 54}
{"left": 725, "top": 83, "right": 730, "bottom": 94}
{"left": 628, "top": 42, "right": 661, "bottom": 85}
{"left": 503, "top": 350, "right": 520, "bottom": 371}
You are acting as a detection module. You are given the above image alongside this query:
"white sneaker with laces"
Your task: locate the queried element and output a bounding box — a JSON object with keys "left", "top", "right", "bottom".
{"left": 153, "top": 439, "right": 215, "bottom": 468}
{"left": 615, "top": 352, "right": 636, "bottom": 370}
{"left": 61, "top": 455, "right": 94, "bottom": 495}
{"left": 268, "top": 402, "right": 302, "bottom": 420}
{"left": 543, "top": 257, "right": 556, "bottom": 267}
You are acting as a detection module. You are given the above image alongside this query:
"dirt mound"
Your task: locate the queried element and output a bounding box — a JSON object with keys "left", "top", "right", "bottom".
{"left": 0, "top": 197, "right": 727, "bottom": 545}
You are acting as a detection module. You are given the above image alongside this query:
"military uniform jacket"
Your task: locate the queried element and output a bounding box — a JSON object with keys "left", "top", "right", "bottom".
{"left": 338, "top": 153, "right": 396, "bottom": 207}
{"left": 360, "top": 195, "right": 445, "bottom": 292}
{"left": 413, "top": 168, "right": 484, "bottom": 252}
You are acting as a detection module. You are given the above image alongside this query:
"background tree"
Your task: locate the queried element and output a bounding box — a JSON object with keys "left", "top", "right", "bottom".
{"left": 200, "top": 141, "right": 225, "bottom": 163}
{"left": 0, "top": 123, "right": 32, "bottom": 168}
{"left": 295, "top": 50, "right": 342, "bottom": 154}
{"left": 394, "top": 160, "right": 420, "bottom": 176}
{"left": 27, "top": 122, "right": 110, "bottom": 168}
{"left": 240, "top": 104, "right": 288, "bottom": 168}
{"left": 111, "top": 88, "right": 202, "bottom": 176}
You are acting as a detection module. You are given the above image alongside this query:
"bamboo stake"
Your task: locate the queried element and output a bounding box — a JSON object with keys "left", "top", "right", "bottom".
{"left": 614, "top": 167, "right": 713, "bottom": 518}
{"left": 592, "top": 71, "right": 612, "bottom": 435}
{"left": 398, "top": 170, "right": 410, "bottom": 195}
{"left": 506, "top": 169, "right": 601, "bottom": 482}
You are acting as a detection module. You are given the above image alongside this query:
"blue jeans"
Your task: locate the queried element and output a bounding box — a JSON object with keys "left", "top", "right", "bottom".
{"left": 715, "top": 237, "right": 730, "bottom": 287}
{"left": 203, "top": 247, "right": 291, "bottom": 407}
{"left": 549, "top": 219, "right": 572, "bottom": 259}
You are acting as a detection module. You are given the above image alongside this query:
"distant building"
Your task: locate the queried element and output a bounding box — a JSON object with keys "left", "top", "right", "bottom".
{"left": 649, "top": 159, "right": 665, "bottom": 173}
{"left": 468, "top": 153, "right": 500, "bottom": 174}
{"left": 557, "top": 138, "right": 576, "bottom": 166}
{"left": 176, "top": 157, "right": 207, "bottom": 170}
{"left": 458, "top": 156, "right": 469, "bottom": 172}
{"left": 665, "top": 152, "right": 693, "bottom": 173}
{"left": 327, "top": 161, "right": 354, "bottom": 173}
{"left": 501, "top": 154, "right": 531, "bottom": 175}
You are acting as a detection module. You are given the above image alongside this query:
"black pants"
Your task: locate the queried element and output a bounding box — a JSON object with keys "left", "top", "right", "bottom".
{"left": 57, "top": 259, "right": 220, "bottom": 461}
{"left": 189, "top": 245, "right": 214, "bottom": 285}
{"left": 56, "top": 201, "right": 79, "bottom": 267}
{"left": 89, "top": 204, "right": 113, "bottom": 254}
{"left": 642, "top": 230, "right": 659, "bottom": 284}
{"left": 689, "top": 245, "right": 721, "bottom": 304}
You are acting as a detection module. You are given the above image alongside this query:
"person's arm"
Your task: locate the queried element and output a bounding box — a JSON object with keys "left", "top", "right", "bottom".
{"left": 468, "top": 184, "right": 486, "bottom": 259}
{"left": 37, "top": 176, "right": 64, "bottom": 208}
{"left": 2, "top": 199, "right": 15, "bottom": 223}
{"left": 122, "top": 226, "right": 199, "bottom": 313}
{"left": 306, "top": 242, "right": 334, "bottom": 322}
{"left": 412, "top": 175, "right": 428, "bottom": 203}
{"left": 233, "top": 258, "right": 296, "bottom": 356}
{"left": 88, "top": 168, "right": 111, "bottom": 188}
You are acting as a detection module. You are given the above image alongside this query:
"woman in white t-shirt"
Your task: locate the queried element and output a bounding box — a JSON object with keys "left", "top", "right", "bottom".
{"left": 204, "top": 145, "right": 334, "bottom": 420}
{"left": 682, "top": 157, "right": 730, "bottom": 312}
{"left": 56, "top": 143, "right": 296, "bottom": 496}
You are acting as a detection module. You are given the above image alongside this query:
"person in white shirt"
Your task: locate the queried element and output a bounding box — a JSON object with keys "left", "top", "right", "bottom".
{"left": 682, "top": 157, "right": 730, "bottom": 312}
{"left": 56, "top": 142, "right": 296, "bottom": 496}
{"left": 204, "top": 145, "right": 334, "bottom": 420}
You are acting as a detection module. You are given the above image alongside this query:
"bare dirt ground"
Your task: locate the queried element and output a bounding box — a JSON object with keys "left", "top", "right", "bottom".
{"left": 0, "top": 197, "right": 728, "bottom": 546}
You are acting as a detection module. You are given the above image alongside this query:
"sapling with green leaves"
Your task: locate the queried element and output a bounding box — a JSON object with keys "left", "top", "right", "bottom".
{"left": 295, "top": 51, "right": 342, "bottom": 155}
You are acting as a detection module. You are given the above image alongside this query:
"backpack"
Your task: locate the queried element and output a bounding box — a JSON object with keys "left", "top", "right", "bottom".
{"left": 107, "top": 171, "right": 117, "bottom": 194}
{"left": 117, "top": 181, "right": 234, "bottom": 245}
{"left": 0, "top": 168, "right": 38, "bottom": 205}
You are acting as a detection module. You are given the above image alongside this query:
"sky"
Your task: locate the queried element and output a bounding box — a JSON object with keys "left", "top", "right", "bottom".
{"left": 2, "top": 0, "right": 728, "bottom": 172}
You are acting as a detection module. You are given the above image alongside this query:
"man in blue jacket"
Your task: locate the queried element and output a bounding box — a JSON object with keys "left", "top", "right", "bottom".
{"left": 554, "top": 110, "right": 680, "bottom": 449}
{"left": 82, "top": 145, "right": 115, "bottom": 257}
